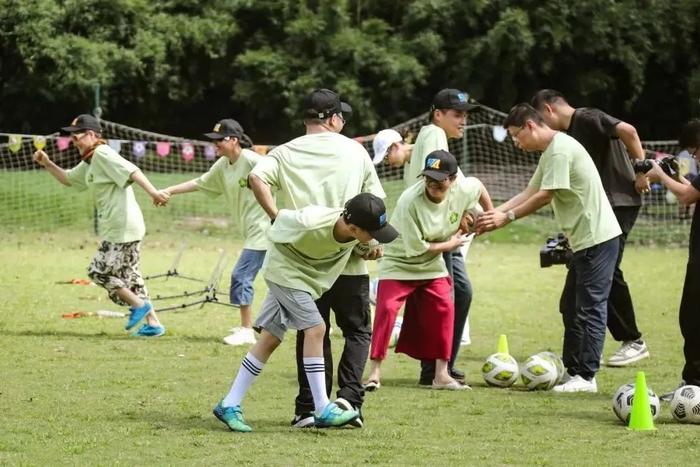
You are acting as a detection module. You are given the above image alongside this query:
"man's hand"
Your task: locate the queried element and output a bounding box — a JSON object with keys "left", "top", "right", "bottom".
{"left": 476, "top": 210, "right": 509, "bottom": 234}
{"left": 459, "top": 212, "right": 474, "bottom": 234}
{"left": 446, "top": 231, "right": 469, "bottom": 250}
{"left": 151, "top": 189, "right": 170, "bottom": 207}
{"left": 362, "top": 245, "right": 384, "bottom": 260}
{"left": 635, "top": 172, "right": 651, "bottom": 194}
{"left": 644, "top": 161, "right": 664, "bottom": 183}
{"left": 33, "top": 150, "right": 50, "bottom": 167}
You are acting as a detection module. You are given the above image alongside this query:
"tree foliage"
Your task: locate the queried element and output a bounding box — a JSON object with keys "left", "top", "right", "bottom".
{"left": 1, "top": 0, "right": 699, "bottom": 139}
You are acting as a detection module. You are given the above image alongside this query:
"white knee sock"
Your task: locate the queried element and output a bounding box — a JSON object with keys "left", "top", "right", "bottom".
{"left": 304, "top": 357, "right": 329, "bottom": 413}
{"left": 222, "top": 352, "right": 264, "bottom": 408}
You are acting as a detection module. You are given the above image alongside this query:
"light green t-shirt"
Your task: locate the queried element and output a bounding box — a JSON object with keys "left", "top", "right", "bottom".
{"left": 404, "top": 124, "right": 449, "bottom": 188}
{"left": 65, "top": 144, "right": 145, "bottom": 243}
{"left": 250, "top": 131, "right": 385, "bottom": 275}
{"left": 379, "top": 176, "right": 482, "bottom": 280}
{"left": 195, "top": 149, "right": 269, "bottom": 250}
{"left": 528, "top": 132, "right": 622, "bottom": 252}
{"left": 263, "top": 206, "right": 357, "bottom": 299}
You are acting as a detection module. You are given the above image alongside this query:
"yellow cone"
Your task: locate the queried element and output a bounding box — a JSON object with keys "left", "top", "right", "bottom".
{"left": 497, "top": 334, "right": 509, "bottom": 355}
{"left": 628, "top": 371, "right": 656, "bottom": 431}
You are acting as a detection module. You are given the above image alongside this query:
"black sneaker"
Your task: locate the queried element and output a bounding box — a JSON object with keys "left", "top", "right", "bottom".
{"left": 449, "top": 368, "right": 465, "bottom": 382}
{"left": 290, "top": 412, "right": 315, "bottom": 428}
{"left": 335, "top": 398, "right": 364, "bottom": 428}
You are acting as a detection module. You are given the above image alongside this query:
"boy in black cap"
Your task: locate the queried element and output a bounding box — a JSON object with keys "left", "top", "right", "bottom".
{"left": 160, "top": 119, "right": 269, "bottom": 346}
{"left": 405, "top": 89, "right": 484, "bottom": 385}
{"left": 249, "top": 88, "right": 385, "bottom": 428}
{"left": 32, "top": 114, "right": 169, "bottom": 336}
{"left": 213, "top": 193, "right": 398, "bottom": 432}
{"left": 365, "top": 150, "right": 490, "bottom": 390}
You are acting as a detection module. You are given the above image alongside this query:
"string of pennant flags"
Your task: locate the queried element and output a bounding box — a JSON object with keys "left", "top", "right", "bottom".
{"left": 2, "top": 134, "right": 226, "bottom": 161}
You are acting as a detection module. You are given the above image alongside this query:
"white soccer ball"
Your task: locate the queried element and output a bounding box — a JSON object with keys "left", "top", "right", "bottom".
{"left": 536, "top": 351, "right": 566, "bottom": 385}
{"left": 520, "top": 355, "right": 558, "bottom": 390}
{"left": 353, "top": 239, "right": 380, "bottom": 257}
{"left": 612, "top": 383, "right": 660, "bottom": 424}
{"left": 388, "top": 316, "right": 403, "bottom": 348}
{"left": 481, "top": 352, "right": 519, "bottom": 388}
{"left": 670, "top": 385, "right": 700, "bottom": 423}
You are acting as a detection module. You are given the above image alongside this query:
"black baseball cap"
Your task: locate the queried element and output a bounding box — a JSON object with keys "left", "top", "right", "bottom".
{"left": 61, "top": 114, "right": 102, "bottom": 133}
{"left": 303, "top": 88, "right": 352, "bottom": 119}
{"left": 431, "top": 88, "right": 480, "bottom": 112}
{"left": 343, "top": 193, "right": 399, "bottom": 244}
{"left": 204, "top": 119, "right": 253, "bottom": 148}
{"left": 420, "top": 149, "right": 459, "bottom": 181}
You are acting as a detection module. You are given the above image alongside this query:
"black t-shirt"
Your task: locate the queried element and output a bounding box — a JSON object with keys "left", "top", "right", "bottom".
{"left": 567, "top": 108, "right": 641, "bottom": 207}
{"left": 690, "top": 176, "right": 700, "bottom": 260}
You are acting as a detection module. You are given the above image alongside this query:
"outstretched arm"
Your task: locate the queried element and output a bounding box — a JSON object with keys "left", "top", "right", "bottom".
{"left": 130, "top": 169, "right": 169, "bottom": 206}
{"left": 163, "top": 180, "right": 199, "bottom": 196}
{"left": 33, "top": 150, "right": 70, "bottom": 186}
{"left": 248, "top": 173, "right": 278, "bottom": 220}
{"left": 477, "top": 189, "right": 553, "bottom": 234}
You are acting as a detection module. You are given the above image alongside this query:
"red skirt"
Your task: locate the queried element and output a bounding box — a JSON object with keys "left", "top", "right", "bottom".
{"left": 370, "top": 277, "right": 454, "bottom": 361}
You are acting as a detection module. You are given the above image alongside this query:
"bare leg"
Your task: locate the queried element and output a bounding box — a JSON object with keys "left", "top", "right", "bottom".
{"left": 433, "top": 359, "right": 459, "bottom": 385}
{"left": 249, "top": 329, "right": 282, "bottom": 363}
{"left": 240, "top": 304, "right": 253, "bottom": 328}
{"left": 114, "top": 288, "right": 160, "bottom": 326}
{"left": 302, "top": 322, "right": 326, "bottom": 357}
{"left": 364, "top": 359, "right": 383, "bottom": 384}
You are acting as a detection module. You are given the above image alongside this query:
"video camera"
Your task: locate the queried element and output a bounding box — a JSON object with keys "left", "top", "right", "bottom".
{"left": 540, "top": 233, "right": 573, "bottom": 268}
{"left": 633, "top": 155, "right": 679, "bottom": 179}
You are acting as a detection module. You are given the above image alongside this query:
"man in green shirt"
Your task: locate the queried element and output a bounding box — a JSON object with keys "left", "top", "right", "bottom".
{"left": 212, "top": 193, "right": 398, "bottom": 432}
{"left": 249, "top": 88, "right": 385, "bottom": 428}
{"left": 477, "top": 104, "right": 622, "bottom": 393}
{"left": 409, "top": 89, "right": 482, "bottom": 385}
{"left": 32, "top": 114, "right": 169, "bottom": 337}
{"left": 161, "top": 119, "right": 269, "bottom": 346}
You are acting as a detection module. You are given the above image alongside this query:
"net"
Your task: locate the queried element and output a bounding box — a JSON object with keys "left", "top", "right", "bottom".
{"left": 0, "top": 106, "right": 691, "bottom": 245}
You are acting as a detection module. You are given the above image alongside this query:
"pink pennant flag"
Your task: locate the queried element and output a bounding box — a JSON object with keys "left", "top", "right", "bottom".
{"left": 156, "top": 142, "right": 171, "bottom": 158}
{"left": 56, "top": 136, "right": 71, "bottom": 151}
{"left": 181, "top": 142, "right": 194, "bottom": 162}
{"left": 133, "top": 141, "right": 146, "bottom": 158}
{"left": 204, "top": 144, "right": 216, "bottom": 161}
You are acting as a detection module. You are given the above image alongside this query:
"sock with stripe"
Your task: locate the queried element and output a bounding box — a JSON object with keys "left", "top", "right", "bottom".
{"left": 222, "top": 352, "right": 264, "bottom": 408}
{"left": 304, "top": 356, "right": 329, "bottom": 414}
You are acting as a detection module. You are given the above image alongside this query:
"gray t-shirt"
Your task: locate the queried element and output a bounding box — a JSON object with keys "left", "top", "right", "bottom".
{"left": 566, "top": 108, "right": 641, "bottom": 207}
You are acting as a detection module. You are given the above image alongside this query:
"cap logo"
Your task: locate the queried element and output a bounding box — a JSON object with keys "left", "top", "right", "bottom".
{"left": 457, "top": 93, "right": 466, "bottom": 102}
{"left": 213, "top": 123, "right": 221, "bottom": 132}
{"left": 379, "top": 213, "right": 387, "bottom": 226}
{"left": 71, "top": 118, "right": 78, "bottom": 126}
{"left": 426, "top": 158, "right": 441, "bottom": 169}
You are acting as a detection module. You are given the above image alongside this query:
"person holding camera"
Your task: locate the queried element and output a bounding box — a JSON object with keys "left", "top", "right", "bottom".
{"left": 646, "top": 120, "right": 700, "bottom": 394}
{"left": 477, "top": 104, "right": 622, "bottom": 393}
{"left": 530, "top": 89, "right": 650, "bottom": 367}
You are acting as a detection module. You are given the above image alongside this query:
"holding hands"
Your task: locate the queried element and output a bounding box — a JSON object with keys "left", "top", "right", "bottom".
{"left": 475, "top": 210, "right": 509, "bottom": 235}
{"left": 151, "top": 189, "right": 170, "bottom": 207}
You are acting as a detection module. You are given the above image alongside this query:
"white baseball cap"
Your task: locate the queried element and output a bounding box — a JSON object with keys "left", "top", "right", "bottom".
{"left": 372, "top": 129, "right": 403, "bottom": 165}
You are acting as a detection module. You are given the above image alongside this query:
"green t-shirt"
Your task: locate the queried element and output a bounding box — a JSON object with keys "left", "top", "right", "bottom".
{"left": 195, "top": 149, "right": 269, "bottom": 250}
{"left": 263, "top": 206, "right": 357, "bottom": 299}
{"left": 250, "top": 131, "right": 385, "bottom": 275}
{"left": 65, "top": 144, "right": 145, "bottom": 243}
{"left": 528, "top": 132, "right": 622, "bottom": 252}
{"left": 404, "top": 124, "right": 449, "bottom": 188}
{"left": 379, "top": 176, "right": 482, "bottom": 280}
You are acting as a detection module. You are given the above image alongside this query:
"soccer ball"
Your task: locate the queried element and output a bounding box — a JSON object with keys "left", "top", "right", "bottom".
{"left": 612, "top": 383, "right": 660, "bottom": 424}
{"left": 520, "top": 355, "right": 558, "bottom": 390}
{"left": 388, "top": 316, "right": 403, "bottom": 348}
{"left": 481, "top": 353, "right": 519, "bottom": 387}
{"left": 536, "top": 351, "right": 566, "bottom": 384}
{"left": 353, "top": 239, "right": 380, "bottom": 257}
{"left": 670, "top": 385, "right": 700, "bottom": 423}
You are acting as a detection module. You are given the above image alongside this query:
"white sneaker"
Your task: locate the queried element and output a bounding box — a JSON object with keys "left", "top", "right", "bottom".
{"left": 223, "top": 327, "right": 256, "bottom": 346}
{"left": 552, "top": 375, "right": 597, "bottom": 393}
{"left": 606, "top": 340, "right": 649, "bottom": 367}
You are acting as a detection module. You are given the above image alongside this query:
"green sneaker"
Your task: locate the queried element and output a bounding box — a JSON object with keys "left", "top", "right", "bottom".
{"left": 213, "top": 401, "right": 252, "bottom": 432}
{"left": 314, "top": 402, "right": 359, "bottom": 428}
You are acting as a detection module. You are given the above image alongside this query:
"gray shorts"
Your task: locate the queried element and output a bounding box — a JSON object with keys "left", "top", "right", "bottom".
{"left": 253, "top": 280, "right": 324, "bottom": 341}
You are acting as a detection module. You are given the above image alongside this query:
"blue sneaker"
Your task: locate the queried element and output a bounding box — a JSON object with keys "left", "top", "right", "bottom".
{"left": 133, "top": 324, "right": 165, "bottom": 337}
{"left": 213, "top": 401, "right": 252, "bottom": 432}
{"left": 125, "top": 301, "right": 152, "bottom": 330}
{"left": 314, "top": 402, "right": 359, "bottom": 428}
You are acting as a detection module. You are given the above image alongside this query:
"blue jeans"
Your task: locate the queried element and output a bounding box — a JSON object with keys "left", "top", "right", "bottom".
{"left": 561, "top": 236, "right": 620, "bottom": 380}
{"left": 230, "top": 249, "right": 266, "bottom": 306}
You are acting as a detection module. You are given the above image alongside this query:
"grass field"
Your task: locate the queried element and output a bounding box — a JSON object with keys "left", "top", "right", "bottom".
{"left": 1, "top": 226, "right": 698, "bottom": 466}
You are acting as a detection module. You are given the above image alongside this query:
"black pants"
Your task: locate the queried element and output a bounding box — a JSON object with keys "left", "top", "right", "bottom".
{"left": 419, "top": 249, "right": 472, "bottom": 383}
{"left": 680, "top": 258, "right": 700, "bottom": 386}
{"left": 294, "top": 275, "right": 371, "bottom": 414}
{"left": 560, "top": 206, "right": 642, "bottom": 342}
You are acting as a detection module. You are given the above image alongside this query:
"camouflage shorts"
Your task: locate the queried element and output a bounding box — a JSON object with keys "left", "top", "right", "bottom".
{"left": 87, "top": 240, "right": 149, "bottom": 307}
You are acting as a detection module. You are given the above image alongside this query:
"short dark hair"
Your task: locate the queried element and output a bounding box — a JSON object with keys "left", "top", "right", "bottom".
{"left": 503, "top": 103, "right": 545, "bottom": 128}
{"left": 530, "top": 89, "right": 567, "bottom": 110}
{"left": 679, "top": 119, "right": 700, "bottom": 149}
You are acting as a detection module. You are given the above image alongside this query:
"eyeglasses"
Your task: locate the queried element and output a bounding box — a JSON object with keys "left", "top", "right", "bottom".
{"left": 510, "top": 125, "right": 527, "bottom": 140}
{"left": 71, "top": 131, "right": 87, "bottom": 140}
{"left": 425, "top": 175, "right": 454, "bottom": 186}
{"left": 336, "top": 113, "right": 346, "bottom": 125}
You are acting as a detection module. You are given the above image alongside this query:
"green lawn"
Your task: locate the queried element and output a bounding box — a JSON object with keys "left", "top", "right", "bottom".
{"left": 1, "top": 227, "right": 697, "bottom": 465}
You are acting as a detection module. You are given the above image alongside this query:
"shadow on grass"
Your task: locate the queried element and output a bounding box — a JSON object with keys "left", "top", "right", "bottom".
{"left": 0, "top": 328, "right": 222, "bottom": 344}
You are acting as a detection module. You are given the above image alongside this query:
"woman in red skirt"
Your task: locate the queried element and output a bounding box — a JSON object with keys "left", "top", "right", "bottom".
{"left": 364, "top": 149, "right": 490, "bottom": 390}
